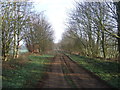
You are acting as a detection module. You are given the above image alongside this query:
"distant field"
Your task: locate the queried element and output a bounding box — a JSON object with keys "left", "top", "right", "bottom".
{"left": 19, "top": 49, "right": 28, "bottom": 54}
{"left": 9, "top": 49, "right": 28, "bottom": 55}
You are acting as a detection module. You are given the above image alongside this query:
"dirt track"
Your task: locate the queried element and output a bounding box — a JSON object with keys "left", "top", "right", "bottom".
{"left": 37, "top": 53, "right": 113, "bottom": 88}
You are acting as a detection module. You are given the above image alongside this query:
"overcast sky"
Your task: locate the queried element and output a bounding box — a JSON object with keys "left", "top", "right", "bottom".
{"left": 32, "top": 0, "right": 78, "bottom": 43}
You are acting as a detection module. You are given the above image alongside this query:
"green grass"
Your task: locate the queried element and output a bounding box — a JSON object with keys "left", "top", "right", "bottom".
{"left": 29, "top": 55, "right": 54, "bottom": 58}
{"left": 2, "top": 54, "right": 53, "bottom": 88}
{"left": 67, "top": 54, "right": 120, "bottom": 88}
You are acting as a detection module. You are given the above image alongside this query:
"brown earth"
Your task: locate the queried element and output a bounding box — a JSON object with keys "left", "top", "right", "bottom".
{"left": 37, "top": 53, "right": 114, "bottom": 88}
{"left": 37, "top": 54, "right": 70, "bottom": 88}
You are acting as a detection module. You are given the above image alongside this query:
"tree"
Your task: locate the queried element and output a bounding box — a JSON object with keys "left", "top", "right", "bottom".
{"left": 115, "top": 2, "right": 120, "bottom": 61}
{"left": 61, "top": 1, "right": 119, "bottom": 61}
{"left": 1, "top": 1, "right": 33, "bottom": 61}
{"left": 24, "top": 13, "right": 54, "bottom": 54}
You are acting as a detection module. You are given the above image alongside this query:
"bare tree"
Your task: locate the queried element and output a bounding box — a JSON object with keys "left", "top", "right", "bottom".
{"left": 1, "top": 1, "right": 33, "bottom": 61}
{"left": 61, "top": 1, "right": 119, "bottom": 61}
{"left": 24, "top": 13, "right": 54, "bottom": 54}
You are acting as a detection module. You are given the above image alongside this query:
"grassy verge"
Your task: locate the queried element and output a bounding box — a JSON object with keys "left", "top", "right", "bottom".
{"left": 2, "top": 54, "right": 54, "bottom": 88}
{"left": 67, "top": 54, "right": 120, "bottom": 88}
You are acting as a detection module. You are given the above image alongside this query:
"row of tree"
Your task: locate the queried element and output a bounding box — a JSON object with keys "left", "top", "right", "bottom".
{"left": 60, "top": 1, "right": 120, "bottom": 62}
{"left": 24, "top": 13, "right": 54, "bottom": 54}
{"left": 1, "top": 1, "right": 54, "bottom": 61}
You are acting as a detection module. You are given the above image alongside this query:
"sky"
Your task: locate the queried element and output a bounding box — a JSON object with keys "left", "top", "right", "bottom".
{"left": 32, "top": 0, "right": 78, "bottom": 43}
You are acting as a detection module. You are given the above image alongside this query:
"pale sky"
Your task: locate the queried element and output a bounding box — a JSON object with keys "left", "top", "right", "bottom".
{"left": 32, "top": 0, "right": 78, "bottom": 43}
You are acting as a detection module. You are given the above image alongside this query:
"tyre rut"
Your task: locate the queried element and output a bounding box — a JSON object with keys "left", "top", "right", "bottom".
{"left": 60, "top": 54, "right": 112, "bottom": 88}
{"left": 38, "top": 53, "right": 114, "bottom": 88}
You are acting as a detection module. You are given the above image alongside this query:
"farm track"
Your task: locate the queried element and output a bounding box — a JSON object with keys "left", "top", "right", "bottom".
{"left": 61, "top": 55, "right": 113, "bottom": 88}
{"left": 38, "top": 53, "right": 115, "bottom": 88}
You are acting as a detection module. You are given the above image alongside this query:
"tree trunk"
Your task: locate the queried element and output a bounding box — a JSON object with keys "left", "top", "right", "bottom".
{"left": 116, "top": 2, "right": 120, "bottom": 62}
{"left": 15, "top": 40, "right": 19, "bottom": 58}
{"left": 13, "top": 29, "right": 17, "bottom": 59}
{"left": 101, "top": 29, "right": 106, "bottom": 59}
{"left": 96, "top": 30, "right": 100, "bottom": 57}
{"left": 2, "top": 37, "right": 6, "bottom": 60}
